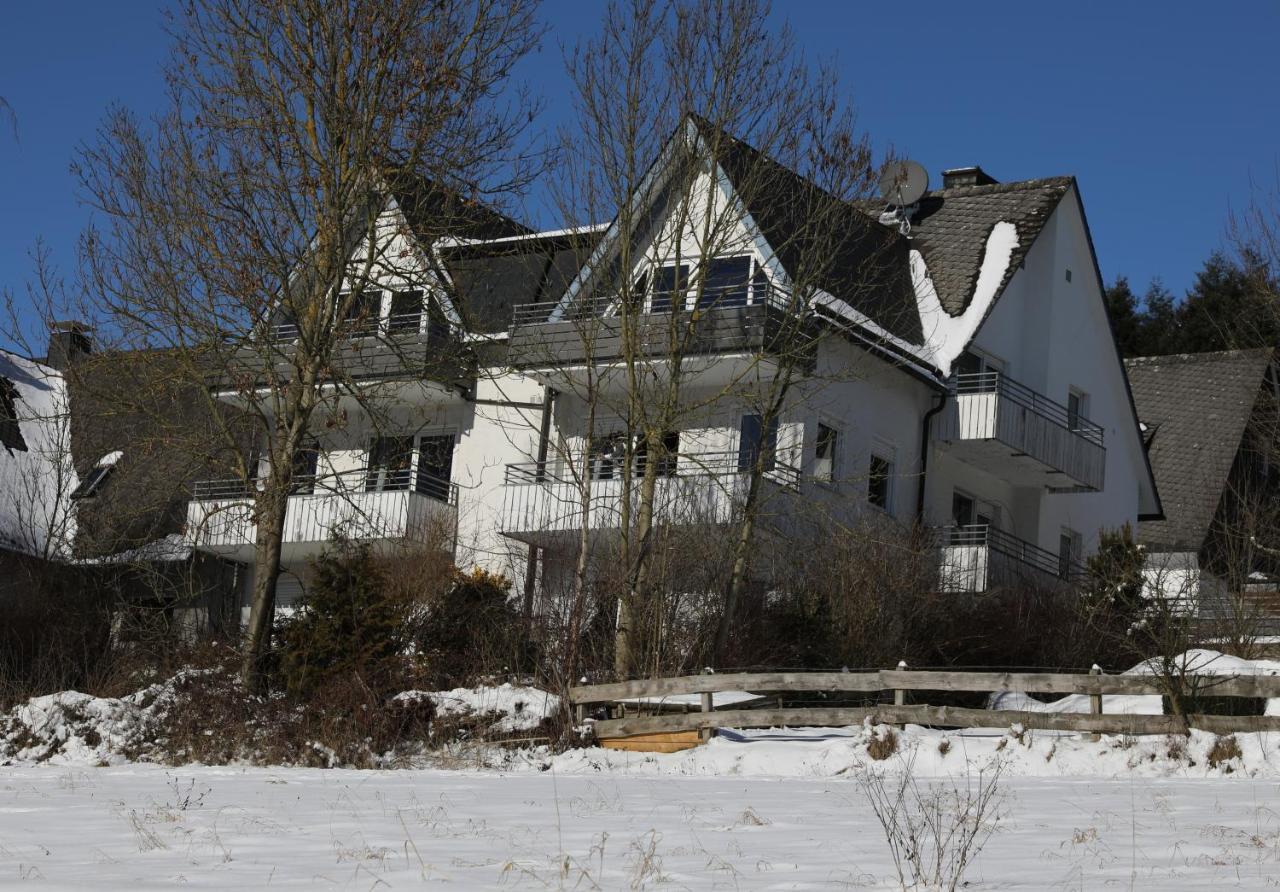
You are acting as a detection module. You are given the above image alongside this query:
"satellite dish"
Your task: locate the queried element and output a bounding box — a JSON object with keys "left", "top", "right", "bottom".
{"left": 878, "top": 160, "right": 929, "bottom": 207}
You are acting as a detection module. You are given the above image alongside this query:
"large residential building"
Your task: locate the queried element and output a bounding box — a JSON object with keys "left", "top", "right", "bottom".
{"left": 171, "top": 123, "right": 1160, "bottom": 623}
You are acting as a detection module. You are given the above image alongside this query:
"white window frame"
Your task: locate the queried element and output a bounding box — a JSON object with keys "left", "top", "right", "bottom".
{"left": 813, "top": 419, "right": 841, "bottom": 485}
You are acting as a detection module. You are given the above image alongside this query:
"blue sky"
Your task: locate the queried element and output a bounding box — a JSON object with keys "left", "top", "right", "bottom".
{"left": 2, "top": 1, "right": 1278, "bottom": 340}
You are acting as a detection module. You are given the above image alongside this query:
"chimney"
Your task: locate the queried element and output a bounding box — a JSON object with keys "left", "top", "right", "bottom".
{"left": 941, "top": 166, "right": 999, "bottom": 189}
{"left": 45, "top": 321, "right": 93, "bottom": 370}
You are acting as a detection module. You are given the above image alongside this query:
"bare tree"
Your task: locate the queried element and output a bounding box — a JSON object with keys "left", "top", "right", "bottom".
{"left": 525, "top": 0, "right": 897, "bottom": 678}
{"left": 61, "top": 0, "right": 541, "bottom": 688}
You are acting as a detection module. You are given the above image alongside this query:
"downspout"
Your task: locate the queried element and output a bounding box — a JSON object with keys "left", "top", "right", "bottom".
{"left": 916, "top": 389, "right": 949, "bottom": 522}
{"left": 522, "top": 386, "right": 557, "bottom": 624}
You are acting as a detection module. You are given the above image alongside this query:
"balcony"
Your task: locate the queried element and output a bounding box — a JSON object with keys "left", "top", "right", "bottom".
{"left": 934, "top": 524, "right": 1087, "bottom": 594}
{"left": 932, "top": 372, "right": 1106, "bottom": 492}
{"left": 500, "top": 451, "right": 800, "bottom": 548}
{"left": 211, "top": 311, "right": 474, "bottom": 398}
{"left": 185, "top": 471, "right": 459, "bottom": 558}
{"left": 505, "top": 285, "right": 816, "bottom": 382}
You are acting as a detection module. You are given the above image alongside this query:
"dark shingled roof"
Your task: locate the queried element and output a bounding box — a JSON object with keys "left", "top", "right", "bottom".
{"left": 1126, "top": 348, "right": 1275, "bottom": 551}
{"left": 439, "top": 230, "right": 603, "bottom": 334}
{"left": 383, "top": 168, "right": 532, "bottom": 244}
{"left": 892, "top": 177, "right": 1072, "bottom": 316}
{"left": 708, "top": 129, "right": 922, "bottom": 345}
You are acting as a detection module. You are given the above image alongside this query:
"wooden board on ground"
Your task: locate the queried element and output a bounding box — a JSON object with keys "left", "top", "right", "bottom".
{"left": 599, "top": 730, "right": 703, "bottom": 753}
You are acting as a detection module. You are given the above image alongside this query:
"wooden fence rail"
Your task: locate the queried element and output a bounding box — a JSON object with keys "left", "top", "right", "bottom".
{"left": 569, "top": 669, "right": 1280, "bottom": 740}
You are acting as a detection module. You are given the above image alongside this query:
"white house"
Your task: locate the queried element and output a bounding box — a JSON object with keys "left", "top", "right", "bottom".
{"left": 182, "top": 123, "right": 1160, "bottom": 617}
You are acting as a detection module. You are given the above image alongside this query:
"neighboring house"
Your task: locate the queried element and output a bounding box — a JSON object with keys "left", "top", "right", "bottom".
{"left": 181, "top": 123, "right": 1160, "bottom": 619}
{"left": 1126, "top": 348, "right": 1280, "bottom": 627}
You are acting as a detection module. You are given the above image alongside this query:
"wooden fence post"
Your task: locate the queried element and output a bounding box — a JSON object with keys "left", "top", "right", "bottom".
{"left": 700, "top": 668, "right": 714, "bottom": 742}
{"left": 893, "top": 661, "right": 908, "bottom": 707}
{"left": 1088, "top": 664, "right": 1103, "bottom": 741}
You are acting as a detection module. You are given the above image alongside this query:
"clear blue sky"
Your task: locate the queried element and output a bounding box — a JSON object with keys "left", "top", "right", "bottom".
{"left": 2, "top": 1, "right": 1278, "bottom": 341}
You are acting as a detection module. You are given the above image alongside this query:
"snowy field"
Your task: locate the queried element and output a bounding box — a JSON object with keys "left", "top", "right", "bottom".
{"left": 4, "top": 743, "right": 1280, "bottom": 889}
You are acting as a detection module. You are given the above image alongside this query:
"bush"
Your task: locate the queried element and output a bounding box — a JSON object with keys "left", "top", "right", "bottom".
{"left": 277, "top": 539, "right": 423, "bottom": 698}
{"left": 416, "top": 568, "right": 532, "bottom": 688}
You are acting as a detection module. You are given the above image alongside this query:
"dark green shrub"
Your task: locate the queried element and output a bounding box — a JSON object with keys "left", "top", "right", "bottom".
{"left": 416, "top": 568, "right": 531, "bottom": 687}
{"left": 277, "top": 539, "right": 419, "bottom": 697}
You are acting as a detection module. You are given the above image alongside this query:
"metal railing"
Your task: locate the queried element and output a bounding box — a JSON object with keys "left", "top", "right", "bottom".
{"left": 503, "top": 449, "right": 802, "bottom": 489}
{"left": 191, "top": 470, "right": 459, "bottom": 506}
{"left": 950, "top": 372, "right": 1104, "bottom": 446}
{"left": 500, "top": 449, "right": 802, "bottom": 538}
{"left": 270, "top": 312, "right": 444, "bottom": 342}
{"left": 933, "top": 523, "right": 1087, "bottom": 589}
{"left": 511, "top": 281, "right": 796, "bottom": 327}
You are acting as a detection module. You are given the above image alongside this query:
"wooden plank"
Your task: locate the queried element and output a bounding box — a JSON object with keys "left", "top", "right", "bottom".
{"left": 599, "top": 730, "right": 702, "bottom": 754}
{"left": 570, "top": 671, "right": 882, "bottom": 704}
{"left": 574, "top": 670, "right": 1280, "bottom": 709}
{"left": 591, "top": 705, "right": 1280, "bottom": 739}
{"left": 880, "top": 670, "right": 1280, "bottom": 699}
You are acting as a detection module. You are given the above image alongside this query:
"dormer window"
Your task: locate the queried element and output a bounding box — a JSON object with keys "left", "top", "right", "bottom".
{"left": 71, "top": 450, "right": 123, "bottom": 500}
{"left": 699, "top": 256, "right": 751, "bottom": 309}
{"left": 342, "top": 290, "right": 382, "bottom": 336}
{"left": 643, "top": 255, "right": 769, "bottom": 313}
{"left": 388, "top": 289, "right": 424, "bottom": 334}
{"left": 0, "top": 377, "right": 26, "bottom": 453}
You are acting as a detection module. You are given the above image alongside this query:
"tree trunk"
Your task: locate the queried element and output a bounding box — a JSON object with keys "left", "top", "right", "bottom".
{"left": 715, "top": 469, "right": 762, "bottom": 661}
{"left": 239, "top": 483, "right": 291, "bottom": 689}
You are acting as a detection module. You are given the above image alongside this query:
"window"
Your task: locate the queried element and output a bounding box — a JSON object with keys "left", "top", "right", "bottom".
{"left": 698, "top": 256, "right": 751, "bottom": 309}
{"left": 738, "top": 414, "right": 778, "bottom": 472}
{"left": 365, "top": 436, "right": 414, "bottom": 492}
{"left": 868, "top": 453, "right": 893, "bottom": 510}
{"left": 343, "top": 290, "right": 382, "bottom": 335}
{"left": 290, "top": 441, "right": 319, "bottom": 494}
{"left": 954, "top": 349, "right": 1004, "bottom": 379}
{"left": 588, "top": 432, "right": 628, "bottom": 480}
{"left": 814, "top": 423, "right": 838, "bottom": 483}
{"left": 649, "top": 264, "right": 688, "bottom": 314}
{"left": 387, "top": 290, "right": 423, "bottom": 334}
{"left": 416, "top": 434, "right": 455, "bottom": 501}
{"left": 635, "top": 431, "right": 679, "bottom": 478}
{"left": 71, "top": 451, "right": 122, "bottom": 500}
{"left": 1067, "top": 389, "right": 1088, "bottom": 431}
{"left": 951, "top": 490, "right": 995, "bottom": 529}
{"left": 1059, "top": 528, "right": 1083, "bottom": 578}
{"left": 0, "top": 378, "right": 26, "bottom": 452}
{"left": 271, "top": 307, "right": 299, "bottom": 342}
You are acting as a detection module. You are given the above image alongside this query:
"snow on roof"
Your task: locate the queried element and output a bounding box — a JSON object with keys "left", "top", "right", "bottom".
{"left": 0, "top": 350, "right": 77, "bottom": 558}
{"left": 913, "top": 220, "right": 1019, "bottom": 377}
{"left": 96, "top": 450, "right": 124, "bottom": 468}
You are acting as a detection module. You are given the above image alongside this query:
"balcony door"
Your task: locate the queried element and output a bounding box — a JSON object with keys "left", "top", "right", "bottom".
{"left": 416, "top": 434, "right": 455, "bottom": 502}
{"left": 366, "top": 436, "right": 414, "bottom": 492}
{"left": 950, "top": 490, "right": 998, "bottom": 544}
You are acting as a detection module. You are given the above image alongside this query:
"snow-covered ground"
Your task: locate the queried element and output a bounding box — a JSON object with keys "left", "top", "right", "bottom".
{"left": 3, "top": 760, "right": 1280, "bottom": 889}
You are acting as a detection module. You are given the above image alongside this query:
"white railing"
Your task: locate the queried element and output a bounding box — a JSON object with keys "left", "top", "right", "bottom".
{"left": 501, "top": 450, "right": 800, "bottom": 539}
{"left": 934, "top": 524, "right": 1086, "bottom": 593}
{"left": 186, "top": 484, "right": 457, "bottom": 550}
{"left": 935, "top": 372, "right": 1106, "bottom": 491}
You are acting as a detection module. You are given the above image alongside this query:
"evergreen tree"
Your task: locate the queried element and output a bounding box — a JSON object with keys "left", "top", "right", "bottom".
{"left": 1137, "top": 280, "right": 1179, "bottom": 356}
{"left": 1104, "top": 276, "right": 1142, "bottom": 356}
{"left": 1174, "top": 251, "right": 1275, "bottom": 352}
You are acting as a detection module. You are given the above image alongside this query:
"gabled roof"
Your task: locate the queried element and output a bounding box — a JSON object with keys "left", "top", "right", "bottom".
{"left": 1126, "top": 348, "right": 1275, "bottom": 551}
{"left": 437, "top": 229, "right": 605, "bottom": 334}
{"left": 904, "top": 177, "right": 1072, "bottom": 315}
{"left": 382, "top": 168, "right": 532, "bottom": 245}
{"left": 709, "top": 129, "right": 921, "bottom": 345}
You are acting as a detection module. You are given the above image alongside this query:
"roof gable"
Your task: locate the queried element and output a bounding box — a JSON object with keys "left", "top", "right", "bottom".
{"left": 1126, "top": 348, "right": 1274, "bottom": 550}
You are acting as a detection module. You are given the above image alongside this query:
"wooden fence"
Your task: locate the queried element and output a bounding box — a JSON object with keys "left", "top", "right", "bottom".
{"left": 569, "top": 669, "right": 1280, "bottom": 740}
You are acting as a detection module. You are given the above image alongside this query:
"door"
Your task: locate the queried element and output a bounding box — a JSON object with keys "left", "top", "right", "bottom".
{"left": 366, "top": 436, "right": 414, "bottom": 492}
{"left": 416, "top": 434, "right": 456, "bottom": 501}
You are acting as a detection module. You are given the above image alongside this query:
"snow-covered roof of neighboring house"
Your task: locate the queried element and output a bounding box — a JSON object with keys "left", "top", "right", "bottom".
{"left": 1126, "top": 348, "right": 1276, "bottom": 552}
{"left": 0, "top": 349, "right": 77, "bottom": 558}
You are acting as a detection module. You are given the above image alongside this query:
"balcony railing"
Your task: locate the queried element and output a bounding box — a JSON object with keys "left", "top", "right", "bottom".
{"left": 500, "top": 450, "right": 800, "bottom": 542}
{"left": 506, "top": 284, "right": 815, "bottom": 371}
{"left": 933, "top": 524, "right": 1087, "bottom": 593}
{"left": 186, "top": 472, "right": 458, "bottom": 551}
{"left": 934, "top": 372, "right": 1106, "bottom": 491}
{"left": 270, "top": 311, "right": 447, "bottom": 343}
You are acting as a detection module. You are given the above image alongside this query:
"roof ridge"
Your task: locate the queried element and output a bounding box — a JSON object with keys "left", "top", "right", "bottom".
{"left": 924, "top": 176, "right": 1074, "bottom": 199}
{"left": 1125, "top": 347, "right": 1275, "bottom": 366}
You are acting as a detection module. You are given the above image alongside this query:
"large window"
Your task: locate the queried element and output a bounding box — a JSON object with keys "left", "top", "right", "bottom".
{"left": 365, "top": 436, "right": 414, "bottom": 492}
{"left": 868, "top": 453, "right": 893, "bottom": 510}
{"left": 416, "top": 434, "right": 455, "bottom": 501}
{"left": 649, "top": 265, "right": 689, "bottom": 314}
{"left": 635, "top": 431, "right": 680, "bottom": 478}
{"left": 698, "top": 256, "right": 751, "bottom": 309}
{"left": 1059, "top": 528, "right": 1083, "bottom": 578}
{"left": 814, "top": 423, "right": 839, "bottom": 483}
{"left": 290, "top": 441, "right": 320, "bottom": 494}
{"left": 343, "top": 290, "right": 382, "bottom": 335}
{"left": 388, "top": 290, "right": 423, "bottom": 334}
{"left": 588, "top": 432, "right": 629, "bottom": 480}
{"left": 738, "top": 414, "right": 778, "bottom": 473}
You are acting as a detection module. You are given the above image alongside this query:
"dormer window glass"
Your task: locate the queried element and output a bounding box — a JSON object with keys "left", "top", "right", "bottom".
{"left": 698, "top": 256, "right": 751, "bottom": 309}
{"left": 343, "top": 290, "right": 382, "bottom": 336}
{"left": 388, "top": 289, "right": 424, "bottom": 334}
{"left": 649, "top": 264, "right": 688, "bottom": 314}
